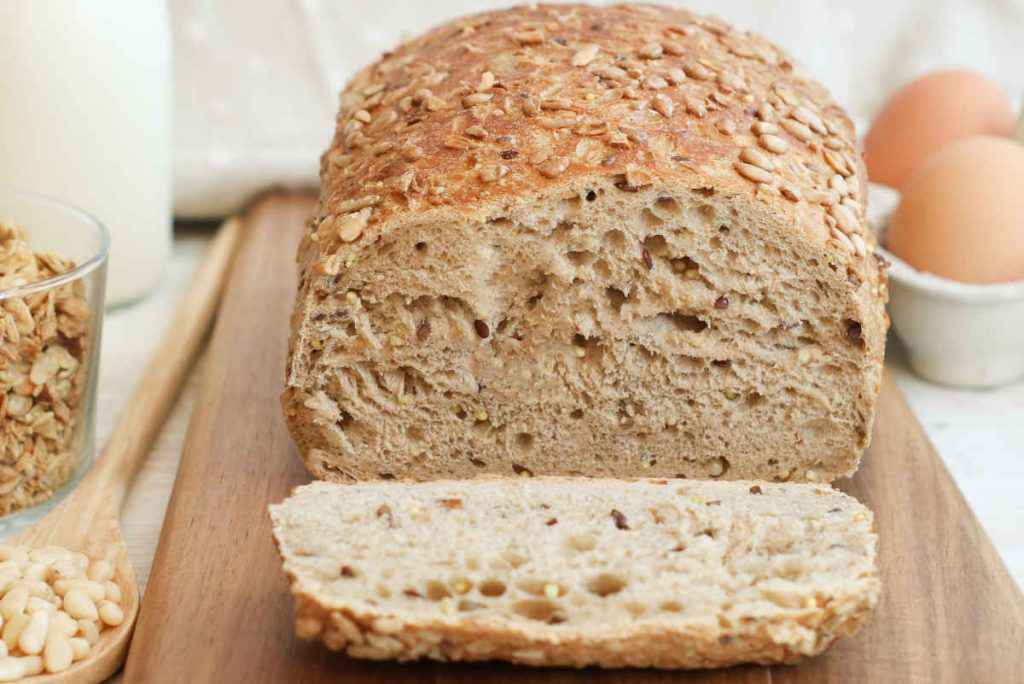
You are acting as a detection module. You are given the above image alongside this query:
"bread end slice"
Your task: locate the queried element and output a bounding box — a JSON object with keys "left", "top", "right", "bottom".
{"left": 270, "top": 478, "right": 879, "bottom": 669}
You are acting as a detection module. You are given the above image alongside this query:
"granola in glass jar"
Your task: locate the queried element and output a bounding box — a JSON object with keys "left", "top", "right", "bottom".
{"left": 0, "top": 223, "right": 90, "bottom": 514}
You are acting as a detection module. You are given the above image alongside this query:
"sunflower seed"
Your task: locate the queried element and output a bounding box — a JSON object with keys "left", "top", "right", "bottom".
{"left": 759, "top": 134, "right": 788, "bottom": 154}
{"left": 684, "top": 62, "right": 714, "bottom": 80}
{"left": 734, "top": 161, "right": 773, "bottom": 183}
{"left": 665, "top": 67, "right": 687, "bottom": 85}
{"left": 792, "top": 106, "right": 827, "bottom": 134}
{"left": 462, "top": 93, "right": 493, "bottom": 107}
{"left": 645, "top": 74, "right": 668, "bottom": 90}
{"left": 571, "top": 44, "right": 600, "bottom": 66}
{"left": 684, "top": 96, "right": 707, "bottom": 117}
{"left": 651, "top": 93, "right": 674, "bottom": 117}
{"left": 780, "top": 118, "right": 814, "bottom": 142}
{"left": 536, "top": 156, "right": 570, "bottom": 178}
{"left": 830, "top": 204, "right": 858, "bottom": 234}
{"left": 740, "top": 146, "right": 774, "bottom": 171}
{"left": 638, "top": 41, "right": 664, "bottom": 59}
{"left": 779, "top": 184, "right": 801, "bottom": 201}
{"left": 477, "top": 71, "right": 496, "bottom": 92}
{"left": 751, "top": 121, "right": 777, "bottom": 135}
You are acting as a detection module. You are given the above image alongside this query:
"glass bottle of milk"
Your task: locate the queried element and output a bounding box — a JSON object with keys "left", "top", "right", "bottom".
{"left": 0, "top": 1, "right": 172, "bottom": 306}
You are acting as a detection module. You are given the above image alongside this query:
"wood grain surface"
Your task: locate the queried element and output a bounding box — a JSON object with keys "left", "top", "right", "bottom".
{"left": 123, "top": 193, "right": 1024, "bottom": 683}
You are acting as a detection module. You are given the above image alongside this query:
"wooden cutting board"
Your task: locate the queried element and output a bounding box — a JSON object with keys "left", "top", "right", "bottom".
{"left": 124, "top": 193, "right": 1024, "bottom": 683}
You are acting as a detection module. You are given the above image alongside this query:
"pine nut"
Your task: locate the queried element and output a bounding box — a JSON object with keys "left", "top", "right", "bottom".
{"left": 17, "top": 655, "right": 41, "bottom": 676}
{"left": 0, "top": 657, "right": 22, "bottom": 682}
{"left": 98, "top": 600, "right": 124, "bottom": 627}
{"left": 1, "top": 614, "right": 28, "bottom": 652}
{"left": 87, "top": 561, "right": 113, "bottom": 583}
{"left": 0, "top": 587, "right": 27, "bottom": 621}
{"left": 77, "top": 619, "right": 99, "bottom": 646}
{"left": 68, "top": 637, "right": 90, "bottom": 661}
{"left": 0, "top": 544, "right": 124, "bottom": 668}
{"left": 18, "top": 610, "right": 48, "bottom": 655}
{"left": 51, "top": 611, "right": 78, "bottom": 637}
{"left": 63, "top": 590, "right": 97, "bottom": 621}
{"left": 23, "top": 564, "right": 47, "bottom": 582}
{"left": 43, "top": 634, "right": 73, "bottom": 673}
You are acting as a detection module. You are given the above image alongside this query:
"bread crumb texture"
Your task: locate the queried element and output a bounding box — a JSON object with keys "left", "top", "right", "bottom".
{"left": 271, "top": 478, "right": 880, "bottom": 668}
{"left": 284, "top": 4, "right": 889, "bottom": 483}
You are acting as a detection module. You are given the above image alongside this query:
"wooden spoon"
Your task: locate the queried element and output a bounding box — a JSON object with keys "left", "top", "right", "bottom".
{"left": 9, "top": 217, "right": 243, "bottom": 682}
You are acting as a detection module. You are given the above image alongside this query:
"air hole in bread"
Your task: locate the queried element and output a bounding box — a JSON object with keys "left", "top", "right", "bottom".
{"left": 502, "top": 550, "right": 528, "bottom": 569}
{"left": 414, "top": 241, "right": 428, "bottom": 253}
{"left": 425, "top": 580, "right": 452, "bottom": 601}
{"left": 566, "top": 250, "right": 595, "bottom": 268}
{"left": 641, "top": 208, "right": 664, "bottom": 228}
{"left": 710, "top": 236, "right": 723, "bottom": 250}
{"left": 642, "top": 234, "right": 669, "bottom": 258}
{"left": 455, "top": 407, "right": 468, "bottom": 420}
{"left": 512, "top": 599, "right": 565, "bottom": 624}
{"left": 570, "top": 408, "right": 584, "bottom": 419}
{"left": 604, "top": 229, "right": 626, "bottom": 249}
{"left": 746, "top": 392, "right": 764, "bottom": 407}
{"left": 659, "top": 312, "right": 708, "bottom": 334}
{"left": 515, "top": 432, "right": 534, "bottom": 452}
{"left": 407, "top": 426, "right": 425, "bottom": 442}
{"left": 605, "top": 287, "right": 626, "bottom": 314}
{"left": 458, "top": 599, "right": 484, "bottom": 612}
{"left": 660, "top": 601, "right": 684, "bottom": 613}
{"left": 517, "top": 579, "right": 566, "bottom": 598}
{"left": 561, "top": 196, "right": 582, "bottom": 214}
{"left": 488, "top": 217, "right": 512, "bottom": 228}
{"left": 592, "top": 258, "right": 611, "bottom": 279}
{"left": 624, "top": 602, "right": 647, "bottom": 617}
{"left": 670, "top": 256, "right": 700, "bottom": 278}
{"left": 479, "top": 579, "right": 507, "bottom": 597}
{"left": 586, "top": 573, "right": 627, "bottom": 598}
{"left": 566, "top": 535, "right": 596, "bottom": 552}
{"left": 698, "top": 204, "right": 716, "bottom": 223}
{"left": 654, "top": 196, "right": 682, "bottom": 217}
{"left": 337, "top": 411, "right": 355, "bottom": 431}
{"left": 585, "top": 190, "right": 597, "bottom": 202}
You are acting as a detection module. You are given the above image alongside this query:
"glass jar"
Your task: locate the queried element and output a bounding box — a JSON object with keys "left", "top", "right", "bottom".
{"left": 0, "top": 189, "right": 108, "bottom": 531}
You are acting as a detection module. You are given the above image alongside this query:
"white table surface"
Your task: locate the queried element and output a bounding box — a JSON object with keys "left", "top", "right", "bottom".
{"left": 98, "top": 226, "right": 1024, "bottom": 607}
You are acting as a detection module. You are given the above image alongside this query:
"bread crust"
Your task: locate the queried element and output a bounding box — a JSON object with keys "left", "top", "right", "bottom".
{"left": 285, "top": 3, "right": 888, "bottom": 482}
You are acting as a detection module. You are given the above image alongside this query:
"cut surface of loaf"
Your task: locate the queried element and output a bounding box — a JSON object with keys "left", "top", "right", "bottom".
{"left": 270, "top": 478, "right": 880, "bottom": 669}
{"left": 284, "top": 4, "right": 888, "bottom": 483}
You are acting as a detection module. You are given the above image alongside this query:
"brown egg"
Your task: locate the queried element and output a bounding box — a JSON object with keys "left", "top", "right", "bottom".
{"left": 865, "top": 70, "right": 1015, "bottom": 189}
{"left": 888, "top": 136, "right": 1024, "bottom": 284}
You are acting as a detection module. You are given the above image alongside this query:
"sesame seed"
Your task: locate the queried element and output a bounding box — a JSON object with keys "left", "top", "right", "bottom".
{"left": 651, "top": 93, "right": 674, "bottom": 117}
{"left": 571, "top": 44, "right": 600, "bottom": 66}
{"left": 830, "top": 226, "right": 856, "bottom": 254}
{"left": 734, "top": 161, "right": 773, "bottom": 184}
{"left": 335, "top": 209, "right": 371, "bottom": 242}
{"left": 592, "top": 65, "right": 629, "bottom": 82}
{"left": 759, "top": 134, "right": 789, "bottom": 154}
{"left": 740, "top": 147, "right": 774, "bottom": 171}
{"left": 850, "top": 233, "right": 867, "bottom": 257}
{"left": 716, "top": 118, "right": 736, "bottom": 136}
{"left": 537, "top": 115, "right": 576, "bottom": 129}
{"left": 509, "top": 28, "right": 545, "bottom": 45}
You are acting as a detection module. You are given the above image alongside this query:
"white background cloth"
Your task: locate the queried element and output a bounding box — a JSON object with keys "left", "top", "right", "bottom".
{"left": 170, "top": 0, "right": 1024, "bottom": 216}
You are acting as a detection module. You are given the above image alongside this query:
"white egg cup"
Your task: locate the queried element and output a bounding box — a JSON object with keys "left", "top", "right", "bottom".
{"left": 868, "top": 183, "right": 1024, "bottom": 388}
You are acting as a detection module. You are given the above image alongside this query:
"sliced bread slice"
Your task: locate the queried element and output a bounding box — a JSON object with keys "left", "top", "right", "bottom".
{"left": 269, "top": 478, "right": 879, "bottom": 669}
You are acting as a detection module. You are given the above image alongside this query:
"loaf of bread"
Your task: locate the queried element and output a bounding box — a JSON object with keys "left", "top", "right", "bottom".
{"left": 283, "top": 4, "right": 888, "bottom": 483}
{"left": 270, "top": 478, "right": 880, "bottom": 668}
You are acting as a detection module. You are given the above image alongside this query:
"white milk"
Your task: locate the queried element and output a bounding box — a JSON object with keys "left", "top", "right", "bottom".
{"left": 0, "top": 1, "right": 172, "bottom": 306}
